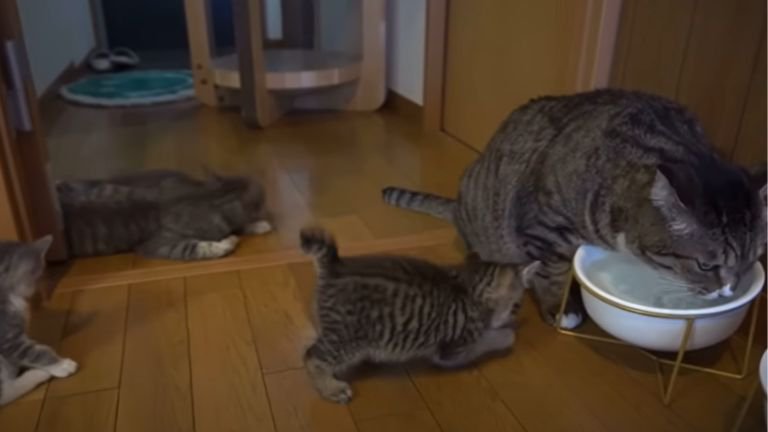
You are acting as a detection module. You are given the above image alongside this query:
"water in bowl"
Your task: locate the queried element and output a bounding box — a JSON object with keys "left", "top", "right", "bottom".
{"left": 587, "top": 251, "right": 738, "bottom": 310}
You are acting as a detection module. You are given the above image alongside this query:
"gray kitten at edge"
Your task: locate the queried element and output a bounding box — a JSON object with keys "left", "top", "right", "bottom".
{"left": 0, "top": 236, "right": 78, "bottom": 406}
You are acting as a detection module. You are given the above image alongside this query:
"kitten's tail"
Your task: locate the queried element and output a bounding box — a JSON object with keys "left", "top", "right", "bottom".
{"left": 381, "top": 187, "right": 455, "bottom": 222}
{"left": 300, "top": 227, "right": 339, "bottom": 273}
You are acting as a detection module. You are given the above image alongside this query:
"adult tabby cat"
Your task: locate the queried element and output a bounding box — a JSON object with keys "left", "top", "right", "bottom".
{"left": 300, "top": 227, "right": 537, "bottom": 403}
{"left": 0, "top": 236, "right": 78, "bottom": 406}
{"left": 58, "top": 170, "right": 273, "bottom": 260}
{"left": 383, "top": 89, "right": 767, "bottom": 328}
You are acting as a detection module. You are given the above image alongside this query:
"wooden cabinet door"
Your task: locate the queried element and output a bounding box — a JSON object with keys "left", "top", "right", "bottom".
{"left": 612, "top": 0, "right": 766, "bottom": 165}
{"left": 0, "top": 0, "right": 68, "bottom": 259}
{"left": 441, "top": 0, "right": 615, "bottom": 151}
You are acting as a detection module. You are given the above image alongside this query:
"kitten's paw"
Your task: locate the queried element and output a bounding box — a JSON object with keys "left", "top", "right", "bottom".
{"left": 318, "top": 379, "right": 353, "bottom": 404}
{"left": 46, "top": 358, "right": 78, "bottom": 378}
{"left": 245, "top": 220, "right": 273, "bottom": 235}
{"left": 20, "top": 369, "right": 52, "bottom": 385}
{"left": 486, "top": 327, "right": 516, "bottom": 351}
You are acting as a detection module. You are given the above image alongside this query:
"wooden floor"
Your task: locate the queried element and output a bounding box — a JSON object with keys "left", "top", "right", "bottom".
{"left": 1, "top": 241, "right": 765, "bottom": 432}
{"left": 0, "top": 102, "right": 760, "bottom": 431}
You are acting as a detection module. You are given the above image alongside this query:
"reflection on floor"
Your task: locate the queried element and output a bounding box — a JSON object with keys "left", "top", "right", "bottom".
{"left": 1, "top": 101, "right": 757, "bottom": 431}
{"left": 44, "top": 101, "right": 473, "bottom": 281}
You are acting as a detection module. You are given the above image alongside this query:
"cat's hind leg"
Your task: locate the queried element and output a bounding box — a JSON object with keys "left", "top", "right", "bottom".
{"left": 432, "top": 327, "right": 516, "bottom": 368}
{"left": 0, "top": 369, "right": 52, "bottom": 406}
{"left": 304, "top": 339, "right": 359, "bottom": 404}
{"left": 139, "top": 235, "right": 239, "bottom": 260}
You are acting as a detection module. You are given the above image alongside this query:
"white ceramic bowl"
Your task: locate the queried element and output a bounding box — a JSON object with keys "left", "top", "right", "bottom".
{"left": 573, "top": 245, "right": 765, "bottom": 352}
{"left": 760, "top": 351, "right": 767, "bottom": 394}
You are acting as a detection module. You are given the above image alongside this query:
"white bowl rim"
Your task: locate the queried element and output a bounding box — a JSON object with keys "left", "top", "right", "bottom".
{"left": 573, "top": 245, "right": 765, "bottom": 318}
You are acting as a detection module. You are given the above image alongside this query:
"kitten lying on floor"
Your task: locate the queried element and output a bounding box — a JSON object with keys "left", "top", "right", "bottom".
{"left": 0, "top": 236, "right": 78, "bottom": 406}
{"left": 300, "top": 227, "right": 538, "bottom": 404}
{"left": 57, "top": 170, "right": 273, "bottom": 260}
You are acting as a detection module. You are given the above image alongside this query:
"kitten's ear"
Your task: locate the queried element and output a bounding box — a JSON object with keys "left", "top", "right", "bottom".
{"left": 247, "top": 178, "right": 265, "bottom": 198}
{"left": 31, "top": 235, "right": 53, "bottom": 256}
{"left": 650, "top": 166, "right": 697, "bottom": 235}
{"left": 521, "top": 261, "right": 541, "bottom": 288}
{"left": 465, "top": 252, "right": 482, "bottom": 265}
{"left": 201, "top": 165, "right": 226, "bottom": 184}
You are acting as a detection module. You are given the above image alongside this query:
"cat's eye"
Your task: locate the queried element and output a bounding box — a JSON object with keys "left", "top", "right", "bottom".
{"left": 696, "top": 261, "right": 719, "bottom": 272}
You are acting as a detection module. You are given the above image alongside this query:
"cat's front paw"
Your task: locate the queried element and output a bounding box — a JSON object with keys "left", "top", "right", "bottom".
{"left": 46, "top": 358, "right": 78, "bottom": 378}
{"left": 542, "top": 300, "right": 585, "bottom": 329}
{"left": 245, "top": 220, "right": 273, "bottom": 235}
{"left": 556, "top": 312, "right": 583, "bottom": 330}
{"left": 317, "top": 379, "right": 353, "bottom": 404}
{"left": 211, "top": 235, "right": 239, "bottom": 256}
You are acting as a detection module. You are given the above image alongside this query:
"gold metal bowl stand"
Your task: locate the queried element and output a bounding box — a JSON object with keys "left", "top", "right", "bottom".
{"left": 554, "top": 273, "right": 761, "bottom": 406}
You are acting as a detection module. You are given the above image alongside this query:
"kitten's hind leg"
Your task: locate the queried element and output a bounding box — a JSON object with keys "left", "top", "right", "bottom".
{"left": 139, "top": 235, "right": 239, "bottom": 260}
{"left": 0, "top": 369, "right": 52, "bottom": 406}
{"left": 304, "top": 341, "right": 356, "bottom": 404}
{"left": 432, "top": 327, "right": 516, "bottom": 368}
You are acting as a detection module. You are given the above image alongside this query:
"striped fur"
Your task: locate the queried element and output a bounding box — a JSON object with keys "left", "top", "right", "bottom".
{"left": 55, "top": 169, "right": 207, "bottom": 203}
{"left": 58, "top": 170, "right": 272, "bottom": 260}
{"left": 300, "top": 227, "right": 535, "bottom": 403}
{"left": 0, "top": 238, "right": 76, "bottom": 406}
{"left": 383, "top": 89, "right": 767, "bottom": 327}
{"left": 382, "top": 187, "right": 456, "bottom": 221}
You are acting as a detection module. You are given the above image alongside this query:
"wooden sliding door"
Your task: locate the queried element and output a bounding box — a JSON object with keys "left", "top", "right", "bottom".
{"left": 438, "top": 0, "right": 620, "bottom": 151}
{"left": 611, "top": 0, "right": 766, "bottom": 165}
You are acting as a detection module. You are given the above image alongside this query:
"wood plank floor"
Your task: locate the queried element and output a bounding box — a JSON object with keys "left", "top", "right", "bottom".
{"left": 17, "top": 102, "right": 764, "bottom": 431}
{"left": 1, "top": 242, "right": 765, "bottom": 432}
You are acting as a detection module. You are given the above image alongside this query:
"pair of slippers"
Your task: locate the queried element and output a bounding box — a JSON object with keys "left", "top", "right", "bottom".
{"left": 89, "top": 48, "right": 140, "bottom": 72}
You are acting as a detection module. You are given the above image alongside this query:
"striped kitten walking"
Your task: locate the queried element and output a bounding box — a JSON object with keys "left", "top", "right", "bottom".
{"left": 384, "top": 89, "right": 767, "bottom": 329}
{"left": 300, "top": 227, "right": 537, "bottom": 403}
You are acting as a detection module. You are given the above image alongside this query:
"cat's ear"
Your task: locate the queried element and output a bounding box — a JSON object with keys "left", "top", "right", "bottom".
{"left": 650, "top": 166, "right": 698, "bottom": 235}
{"left": 748, "top": 163, "right": 767, "bottom": 211}
{"left": 521, "top": 261, "right": 541, "bottom": 288}
{"left": 31, "top": 235, "right": 53, "bottom": 257}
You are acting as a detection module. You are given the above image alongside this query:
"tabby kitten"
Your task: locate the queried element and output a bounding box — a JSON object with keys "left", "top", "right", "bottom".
{"left": 0, "top": 236, "right": 78, "bottom": 406}
{"left": 383, "top": 89, "right": 767, "bottom": 329}
{"left": 300, "top": 227, "right": 537, "bottom": 404}
{"left": 58, "top": 170, "right": 273, "bottom": 260}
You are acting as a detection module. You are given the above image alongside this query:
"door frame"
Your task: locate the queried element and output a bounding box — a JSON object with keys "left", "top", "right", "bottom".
{"left": 0, "top": 0, "right": 68, "bottom": 260}
{"left": 422, "top": 0, "right": 623, "bottom": 133}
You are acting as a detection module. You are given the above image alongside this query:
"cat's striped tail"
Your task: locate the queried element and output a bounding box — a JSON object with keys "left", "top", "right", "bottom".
{"left": 300, "top": 227, "right": 340, "bottom": 274}
{"left": 381, "top": 187, "right": 455, "bottom": 222}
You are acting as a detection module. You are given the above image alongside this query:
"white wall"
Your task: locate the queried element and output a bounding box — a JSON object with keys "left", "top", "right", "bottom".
{"left": 387, "top": 0, "right": 426, "bottom": 105}
{"left": 18, "top": 0, "right": 96, "bottom": 96}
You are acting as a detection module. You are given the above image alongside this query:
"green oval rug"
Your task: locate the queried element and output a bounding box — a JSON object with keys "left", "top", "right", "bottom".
{"left": 60, "top": 70, "right": 195, "bottom": 107}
